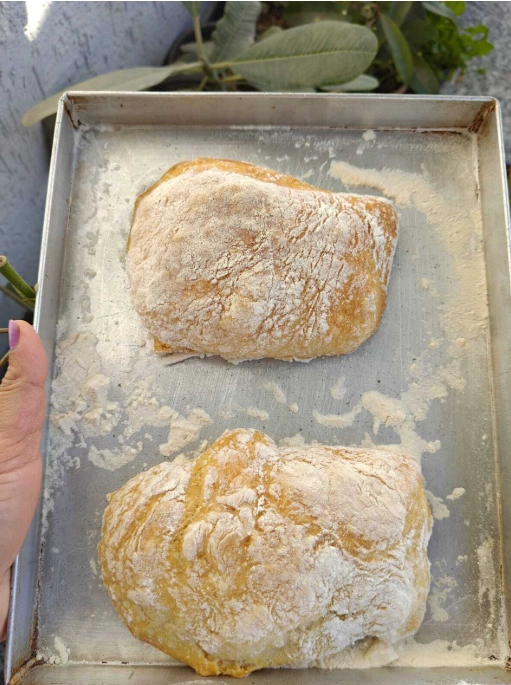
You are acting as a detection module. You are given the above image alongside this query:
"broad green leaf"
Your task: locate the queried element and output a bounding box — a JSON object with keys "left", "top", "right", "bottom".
{"left": 402, "top": 19, "right": 438, "bottom": 49}
{"left": 446, "top": 1, "right": 465, "bottom": 15}
{"left": 210, "top": 1, "right": 261, "bottom": 62}
{"left": 230, "top": 21, "right": 378, "bottom": 90}
{"left": 379, "top": 14, "right": 413, "bottom": 86}
{"left": 181, "top": 1, "right": 202, "bottom": 18}
{"left": 321, "top": 74, "right": 379, "bottom": 91}
{"left": 259, "top": 26, "right": 283, "bottom": 41}
{"left": 422, "top": 1, "right": 458, "bottom": 22}
{"left": 389, "top": 1, "right": 413, "bottom": 27}
{"left": 410, "top": 54, "right": 440, "bottom": 94}
{"left": 22, "top": 63, "right": 201, "bottom": 127}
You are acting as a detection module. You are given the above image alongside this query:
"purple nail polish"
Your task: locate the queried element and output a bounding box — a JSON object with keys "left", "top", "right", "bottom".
{"left": 8, "top": 320, "right": 19, "bottom": 350}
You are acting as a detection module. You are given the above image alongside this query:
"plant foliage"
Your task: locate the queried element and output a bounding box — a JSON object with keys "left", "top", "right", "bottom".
{"left": 23, "top": 0, "right": 494, "bottom": 126}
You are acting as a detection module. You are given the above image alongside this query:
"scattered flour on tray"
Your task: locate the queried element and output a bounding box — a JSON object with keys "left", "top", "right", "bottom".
{"left": 88, "top": 443, "right": 142, "bottom": 471}
{"left": 38, "top": 636, "right": 70, "bottom": 666}
{"left": 43, "top": 335, "right": 214, "bottom": 532}
{"left": 428, "top": 574, "right": 457, "bottom": 622}
{"left": 313, "top": 405, "right": 361, "bottom": 429}
{"left": 330, "top": 373, "right": 346, "bottom": 401}
{"left": 159, "top": 408, "right": 212, "bottom": 457}
{"left": 425, "top": 491, "right": 450, "bottom": 521}
{"left": 246, "top": 406, "right": 270, "bottom": 421}
{"left": 263, "top": 380, "right": 286, "bottom": 404}
{"left": 362, "top": 129, "right": 376, "bottom": 142}
{"left": 327, "top": 159, "right": 487, "bottom": 462}
{"left": 447, "top": 486, "right": 466, "bottom": 500}
{"left": 392, "top": 637, "right": 501, "bottom": 668}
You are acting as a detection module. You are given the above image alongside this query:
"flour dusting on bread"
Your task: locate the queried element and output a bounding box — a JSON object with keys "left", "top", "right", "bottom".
{"left": 128, "top": 159, "right": 398, "bottom": 363}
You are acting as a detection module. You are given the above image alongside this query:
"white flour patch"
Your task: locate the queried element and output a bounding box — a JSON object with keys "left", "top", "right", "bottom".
{"left": 88, "top": 444, "right": 142, "bottom": 471}
{"left": 246, "top": 406, "right": 270, "bottom": 421}
{"left": 330, "top": 373, "right": 346, "bottom": 401}
{"left": 263, "top": 381, "right": 287, "bottom": 404}
{"left": 362, "top": 129, "right": 376, "bottom": 142}
{"left": 313, "top": 405, "right": 362, "bottom": 429}
{"left": 159, "top": 408, "right": 212, "bottom": 458}
{"left": 428, "top": 574, "right": 457, "bottom": 622}
{"left": 393, "top": 638, "right": 500, "bottom": 667}
{"left": 38, "top": 636, "right": 70, "bottom": 666}
{"left": 446, "top": 487, "right": 466, "bottom": 501}
{"left": 425, "top": 491, "right": 450, "bottom": 520}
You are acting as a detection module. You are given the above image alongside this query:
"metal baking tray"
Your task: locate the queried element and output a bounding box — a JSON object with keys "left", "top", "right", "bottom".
{"left": 5, "top": 92, "right": 511, "bottom": 685}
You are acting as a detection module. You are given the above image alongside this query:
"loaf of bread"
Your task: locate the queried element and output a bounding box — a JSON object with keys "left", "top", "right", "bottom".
{"left": 99, "top": 429, "right": 432, "bottom": 677}
{"left": 127, "top": 159, "right": 398, "bottom": 363}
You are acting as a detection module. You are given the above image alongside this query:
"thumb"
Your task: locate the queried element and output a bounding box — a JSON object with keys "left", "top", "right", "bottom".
{"left": 0, "top": 320, "right": 47, "bottom": 639}
{"left": 0, "top": 320, "right": 47, "bottom": 446}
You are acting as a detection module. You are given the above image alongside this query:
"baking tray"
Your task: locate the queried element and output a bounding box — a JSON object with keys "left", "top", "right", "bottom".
{"left": 5, "top": 92, "right": 511, "bottom": 685}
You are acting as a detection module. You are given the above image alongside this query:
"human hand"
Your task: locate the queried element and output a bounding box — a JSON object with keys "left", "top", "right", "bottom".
{"left": 0, "top": 321, "right": 47, "bottom": 641}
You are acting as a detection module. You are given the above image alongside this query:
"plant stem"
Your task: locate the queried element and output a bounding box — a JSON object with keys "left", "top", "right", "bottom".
{"left": 193, "top": 13, "right": 207, "bottom": 63}
{"left": 192, "top": 14, "right": 223, "bottom": 89}
{"left": 0, "top": 351, "right": 9, "bottom": 368}
{"left": 210, "top": 60, "right": 235, "bottom": 70}
{"left": 0, "top": 257, "right": 37, "bottom": 301}
{"left": 0, "top": 284, "right": 34, "bottom": 311}
{"left": 0, "top": 329, "right": 8, "bottom": 334}
{"left": 220, "top": 74, "right": 243, "bottom": 83}
{"left": 198, "top": 75, "right": 209, "bottom": 91}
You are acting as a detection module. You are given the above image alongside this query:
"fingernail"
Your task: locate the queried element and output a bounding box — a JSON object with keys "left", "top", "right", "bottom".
{"left": 8, "top": 320, "right": 19, "bottom": 350}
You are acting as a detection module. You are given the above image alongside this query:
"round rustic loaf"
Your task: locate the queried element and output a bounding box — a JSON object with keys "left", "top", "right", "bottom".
{"left": 99, "top": 429, "right": 432, "bottom": 677}
{"left": 127, "top": 158, "right": 398, "bottom": 363}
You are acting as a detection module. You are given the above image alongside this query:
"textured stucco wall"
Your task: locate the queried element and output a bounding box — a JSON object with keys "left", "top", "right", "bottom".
{"left": 0, "top": 1, "right": 192, "bottom": 328}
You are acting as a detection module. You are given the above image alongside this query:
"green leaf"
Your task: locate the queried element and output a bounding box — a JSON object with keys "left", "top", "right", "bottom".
{"left": 259, "top": 26, "right": 283, "bottom": 41}
{"left": 230, "top": 21, "right": 378, "bottom": 90}
{"left": 446, "top": 1, "right": 465, "bottom": 16}
{"left": 410, "top": 53, "right": 440, "bottom": 93}
{"left": 389, "top": 1, "right": 413, "bottom": 27}
{"left": 22, "top": 63, "right": 201, "bottom": 127}
{"left": 321, "top": 74, "right": 379, "bottom": 91}
{"left": 181, "top": 1, "right": 202, "bottom": 18}
{"left": 422, "top": 1, "right": 458, "bottom": 23}
{"left": 378, "top": 14, "right": 413, "bottom": 86}
{"left": 402, "top": 19, "right": 438, "bottom": 49}
{"left": 210, "top": 1, "right": 261, "bottom": 62}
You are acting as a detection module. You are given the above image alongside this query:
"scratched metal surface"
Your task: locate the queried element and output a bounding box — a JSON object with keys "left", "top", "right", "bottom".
{"left": 6, "top": 94, "right": 511, "bottom": 684}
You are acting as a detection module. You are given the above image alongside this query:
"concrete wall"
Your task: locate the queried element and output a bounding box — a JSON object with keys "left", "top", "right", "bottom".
{"left": 0, "top": 1, "right": 192, "bottom": 329}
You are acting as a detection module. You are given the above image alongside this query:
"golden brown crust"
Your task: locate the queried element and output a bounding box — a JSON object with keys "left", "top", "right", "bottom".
{"left": 99, "top": 430, "right": 431, "bottom": 677}
{"left": 128, "top": 158, "right": 398, "bottom": 361}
